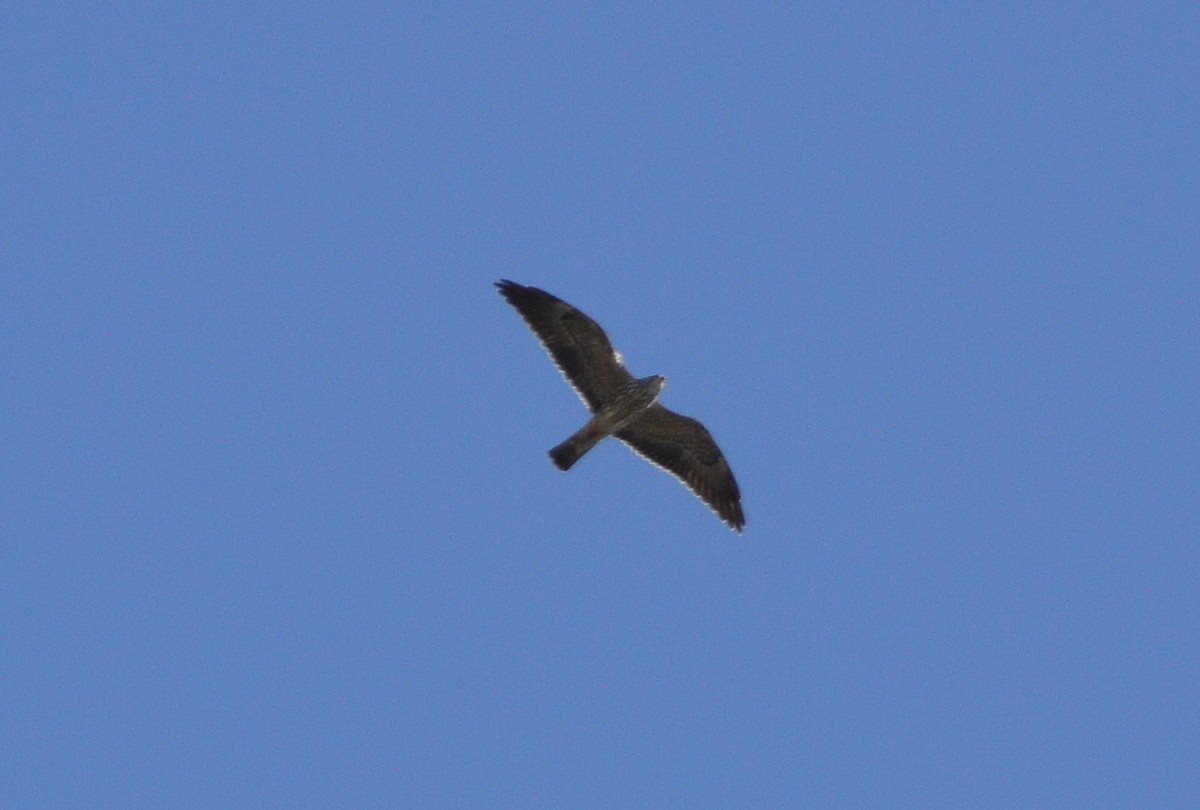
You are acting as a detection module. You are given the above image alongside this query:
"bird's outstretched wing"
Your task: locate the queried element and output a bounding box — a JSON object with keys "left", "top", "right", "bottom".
{"left": 495, "top": 280, "right": 634, "bottom": 411}
{"left": 616, "top": 404, "right": 745, "bottom": 533}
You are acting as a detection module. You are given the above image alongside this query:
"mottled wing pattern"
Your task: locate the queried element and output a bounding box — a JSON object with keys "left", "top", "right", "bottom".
{"left": 495, "top": 280, "right": 634, "bottom": 411}
{"left": 616, "top": 404, "right": 745, "bottom": 533}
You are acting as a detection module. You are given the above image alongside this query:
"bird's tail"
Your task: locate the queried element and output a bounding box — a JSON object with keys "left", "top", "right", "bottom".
{"left": 548, "top": 421, "right": 606, "bottom": 471}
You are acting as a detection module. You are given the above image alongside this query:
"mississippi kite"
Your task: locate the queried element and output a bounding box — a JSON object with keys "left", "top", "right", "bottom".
{"left": 495, "top": 279, "right": 745, "bottom": 533}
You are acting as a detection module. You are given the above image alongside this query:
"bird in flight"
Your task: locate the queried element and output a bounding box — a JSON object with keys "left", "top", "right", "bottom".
{"left": 495, "top": 279, "right": 745, "bottom": 533}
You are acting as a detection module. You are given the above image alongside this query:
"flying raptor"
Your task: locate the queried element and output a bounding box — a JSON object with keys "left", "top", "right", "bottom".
{"left": 495, "top": 279, "right": 745, "bottom": 533}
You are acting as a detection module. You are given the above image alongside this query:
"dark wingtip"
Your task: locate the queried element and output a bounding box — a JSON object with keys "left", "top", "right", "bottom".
{"left": 496, "top": 279, "right": 537, "bottom": 306}
{"left": 723, "top": 499, "right": 746, "bottom": 534}
{"left": 495, "top": 280, "right": 520, "bottom": 310}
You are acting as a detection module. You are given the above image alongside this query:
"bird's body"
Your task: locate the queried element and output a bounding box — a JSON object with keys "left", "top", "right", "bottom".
{"left": 549, "top": 374, "right": 665, "bottom": 470}
{"left": 495, "top": 280, "right": 745, "bottom": 533}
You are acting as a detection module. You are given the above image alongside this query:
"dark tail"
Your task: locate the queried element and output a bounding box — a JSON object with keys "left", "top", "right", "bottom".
{"left": 548, "top": 422, "right": 605, "bottom": 471}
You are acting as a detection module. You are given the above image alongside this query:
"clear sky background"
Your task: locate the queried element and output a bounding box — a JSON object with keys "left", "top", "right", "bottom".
{"left": 5, "top": 3, "right": 1197, "bottom": 807}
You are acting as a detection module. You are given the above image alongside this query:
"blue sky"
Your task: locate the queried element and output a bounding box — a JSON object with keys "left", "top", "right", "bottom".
{"left": 5, "top": 3, "right": 1197, "bottom": 806}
